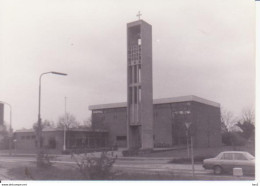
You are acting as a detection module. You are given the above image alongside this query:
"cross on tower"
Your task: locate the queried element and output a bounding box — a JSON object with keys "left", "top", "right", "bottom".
{"left": 137, "top": 11, "right": 142, "bottom": 20}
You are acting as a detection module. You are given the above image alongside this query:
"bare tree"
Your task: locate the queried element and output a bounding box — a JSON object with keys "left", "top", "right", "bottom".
{"left": 33, "top": 119, "right": 55, "bottom": 131}
{"left": 79, "top": 117, "right": 92, "bottom": 129}
{"left": 42, "top": 120, "right": 56, "bottom": 128}
{"left": 57, "top": 113, "right": 80, "bottom": 129}
{"left": 83, "top": 117, "right": 92, "bottom": 127}
{"left": 235, "top": 107, "right": 255, "bottom": 141}
{"left": 221, "top": 108, "right": 237, "bottom": 132}
{"left": 240, "top": 108, "right": 255, "bottom": 125}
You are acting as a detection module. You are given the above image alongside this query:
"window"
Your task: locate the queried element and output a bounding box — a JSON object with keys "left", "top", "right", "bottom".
{"left": 221, "top": 153, "right": 233, "bottom": 160}
{"left": 234, "top": 153, "right": 247, "bottom": 160}
{"left": 245, "top": 152, "right": 255, "bottom": 160}
{"left": 185, "top": 110, "right": 191, "bottom": 114}
{"left": 138, "top": 39, "right": 141, "bottom": 45}
{"left": 93, "top": 110, "right": 103, "bottom": 114}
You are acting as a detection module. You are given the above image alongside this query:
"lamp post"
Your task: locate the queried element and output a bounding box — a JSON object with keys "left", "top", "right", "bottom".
{"left": 37, "top": 71, "right": 67, "bottom": 166}
{"left": 185, "top": 121, "right": 194, "bottom": 178}
{"left": 63, "top": 96, "right": 67, "bottom": 151}
{"left": 185, "top": 122, "right": 190, "bottom": 159}
{"left": 0, "top": 101, "right": 12, "bottom": 155}
{"left": 190, "top": 134, "right": 195, "bottom": 178}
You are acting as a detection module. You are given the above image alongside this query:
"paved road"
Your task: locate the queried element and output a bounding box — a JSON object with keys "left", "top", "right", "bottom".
{"left": 0, "top": 155, "right": 254, "bottom": 180}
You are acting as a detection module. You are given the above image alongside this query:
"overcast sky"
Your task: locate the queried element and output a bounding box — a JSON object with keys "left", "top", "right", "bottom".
{"left": 0, "top": 0, "right": 255, "bottom": 130}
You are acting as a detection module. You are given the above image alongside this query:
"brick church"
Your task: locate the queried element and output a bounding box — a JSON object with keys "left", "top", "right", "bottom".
{"left": 90, "top": 95, "right": 221, "bottom": 149}
{"left": 89, "top": 19, "right": 221, "bottom": 149}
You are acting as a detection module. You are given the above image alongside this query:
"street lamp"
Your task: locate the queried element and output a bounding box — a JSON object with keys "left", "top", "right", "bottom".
{"left": 185, "top": 122, "right": 191, "bottom": 159}
{"left": 0, "top": 101, "right": 12, "bottom": 155}
{"left": 63, "top": 96, "right": 67, "bottom": 151}
{"left": 37, "top": 71, "right": 67, "bottom": 166}
{"left": 185, "top": 121, "right": 194, "bottom": 178}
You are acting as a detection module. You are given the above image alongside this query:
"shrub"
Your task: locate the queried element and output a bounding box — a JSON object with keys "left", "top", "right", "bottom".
{"left": 72, "top": 151, "right": 117, "bottom": 180}
{"left": 36, "top": 150, "right": 54, "bottom": 168}
{"left": 222, "top": 131, "right": 247, "bottom": 147}
{"left": 222, "top": 132, "right": 232, "bottom": 146}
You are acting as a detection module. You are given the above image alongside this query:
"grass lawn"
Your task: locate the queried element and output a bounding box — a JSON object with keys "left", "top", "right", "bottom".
{"left": 6, "top": 161, "right": 186, "bottom": 180}
{"left": 7, "top": 162, "right": 252, "bottom": 181}
{"left": 7, "top": 164, "right": 188, "bottom": 180}
{"left": 7, "top": 162, "right": 85, "bottom": 180}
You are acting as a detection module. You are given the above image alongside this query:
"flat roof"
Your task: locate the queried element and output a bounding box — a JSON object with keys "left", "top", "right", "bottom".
{"left": 15, "top": 128, "right": 108, "bottom": 133}
{"left": 89, "top": 95, "right": 220, "bottom": 110}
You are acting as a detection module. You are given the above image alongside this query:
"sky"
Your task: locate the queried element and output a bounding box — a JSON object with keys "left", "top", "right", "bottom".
{"left": 0, "top": 0, "right": 255, "bottom": 130}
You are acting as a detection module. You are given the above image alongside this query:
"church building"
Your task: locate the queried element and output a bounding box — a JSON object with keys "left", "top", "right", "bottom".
{"left": 89, "top": 95, "right": 221, "bottom": 148}
{"left": 89, "top": 18, "right": 221, "bottom": 149}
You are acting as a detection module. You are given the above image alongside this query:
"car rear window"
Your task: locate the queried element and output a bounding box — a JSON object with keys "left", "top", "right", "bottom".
{"left": 245, "top": 152, "right": 255, "bottom": 160}
{"left": 234, "top": 153, "right": 247, "bottom": 160}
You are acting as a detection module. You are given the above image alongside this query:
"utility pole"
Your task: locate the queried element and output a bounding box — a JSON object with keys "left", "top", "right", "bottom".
{"left": 0, "top": 101, "right": 12, "bottom": 156}
{"left": 185, "top": 122, "right": 194, "bottom": 178}
{"left": 37, "top": 71, "right": 67, "bottom": 167}
{"left": 191, "top": 135, "right": 195, "bottom": 178}
{"left": 186, "top": 130, "right": 190, "bottom": 159}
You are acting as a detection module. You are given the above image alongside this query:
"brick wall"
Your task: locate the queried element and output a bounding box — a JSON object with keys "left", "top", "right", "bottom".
{"left": 191, "top": 102, "right": 221, "bottom": 148}
{"left": 153, "top": 104, "right": 172, "bottom": 147}
{"left": 91, "top": 101, "right": 221, "bottom": 148}
{"left": 92, "top": 108, "right": 127, "bottom": 147}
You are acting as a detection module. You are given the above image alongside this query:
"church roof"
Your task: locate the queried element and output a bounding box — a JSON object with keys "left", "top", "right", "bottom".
{"left": 14, "top": 128, "right": 107, "bottom": 133}
{"left": 89, "top": 95, "right": 220, "bottom": 110}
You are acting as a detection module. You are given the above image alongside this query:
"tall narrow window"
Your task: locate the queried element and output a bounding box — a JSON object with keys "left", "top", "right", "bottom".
{"left": 134, "top": 65, "right": 137, "bottom": 83}
{"left": 134, "top": 87, "right": 138, "bottom": 104}
{"left": 138, "top": 87, "right": 141, "bottom": 102}
{"left": 138, "top": 39, "right": 141, "bottom": 45}
{"left": 138, "top": 66, "right": 141, "bottom": 83}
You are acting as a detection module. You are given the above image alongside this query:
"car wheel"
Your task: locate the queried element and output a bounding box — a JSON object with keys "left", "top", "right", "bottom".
{"left": 214, "top": 166, "right": 222, "bottom": 175}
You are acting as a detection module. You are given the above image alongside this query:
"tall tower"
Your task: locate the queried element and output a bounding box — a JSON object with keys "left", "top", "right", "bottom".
{"left": 0, "top": 103, "right": 4, "bottom": 126}
{"left": 127, "top": 19, "right": 153, "bottom": 149}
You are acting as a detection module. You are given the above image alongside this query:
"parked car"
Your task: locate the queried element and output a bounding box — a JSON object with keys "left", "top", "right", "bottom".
{"left": 203, "top": 151, "right": 255, "bottom": 175}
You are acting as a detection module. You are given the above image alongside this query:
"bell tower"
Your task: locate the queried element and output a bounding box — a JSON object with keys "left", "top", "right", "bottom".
{"left": 0, "top": 103, "right": 4, "bottom": 126}
{"left": 127, "top": 19, "right": 153, "bottom": 149}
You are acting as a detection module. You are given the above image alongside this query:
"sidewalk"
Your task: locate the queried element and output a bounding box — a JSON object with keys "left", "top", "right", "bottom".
{"left": 0, "top": 149, "right": 175, "bottom": 162}
{"left": 0, "top": 150, "right": 36, "bottom": 157}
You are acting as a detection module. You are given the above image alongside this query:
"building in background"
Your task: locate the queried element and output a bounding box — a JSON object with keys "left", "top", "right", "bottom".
{"left": 0, "top": 103, "right": 8, "bottom": 149}
{"left": 90, "top": 95, "right": 222, "bottom": 148}
{"left": 14, "top": 128, "right": 108, "bottom": 154}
